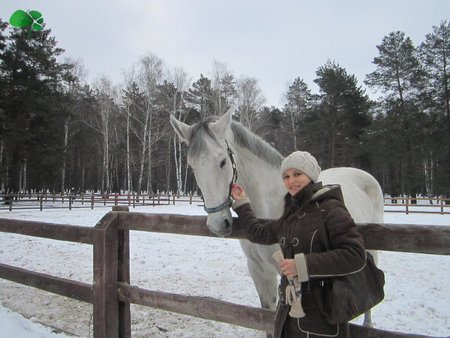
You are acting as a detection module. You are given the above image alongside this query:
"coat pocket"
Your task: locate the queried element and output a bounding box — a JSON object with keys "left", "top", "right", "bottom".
{"left": 297, "top": 307, "right": 340, "bottom": 337}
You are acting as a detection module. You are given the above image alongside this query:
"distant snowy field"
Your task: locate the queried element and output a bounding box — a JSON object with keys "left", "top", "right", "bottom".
{"left": 0, "top": 203, "right": 449, "bottom": 338}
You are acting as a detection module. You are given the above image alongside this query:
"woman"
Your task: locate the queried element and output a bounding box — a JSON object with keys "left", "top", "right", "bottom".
{"left": 231, "top": 151, "right": 366, "bottom": 338}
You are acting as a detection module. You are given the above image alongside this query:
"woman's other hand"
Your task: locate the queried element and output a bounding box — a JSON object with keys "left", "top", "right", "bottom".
{"left": 231, "top": 183, "right": 246, "bottom": 201}
{"left": 279, "top": 259, "right": 298, "bottom": 279}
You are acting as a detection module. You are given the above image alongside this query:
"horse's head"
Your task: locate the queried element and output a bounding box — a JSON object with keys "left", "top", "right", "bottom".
{"left": 170, "top": 110, "right": 236, "bottom": 236}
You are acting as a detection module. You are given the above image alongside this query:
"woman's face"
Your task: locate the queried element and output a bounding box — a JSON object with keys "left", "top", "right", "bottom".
{"left": 282, "top": 168, "right": 312, "bottom": 196}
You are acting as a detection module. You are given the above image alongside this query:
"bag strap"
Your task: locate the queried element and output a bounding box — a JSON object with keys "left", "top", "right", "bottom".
{"left": 317, "top": 200, "right": 332, "bottom": 252}
{"left": 318, "top": 200, "right": 371, "bottom": 264}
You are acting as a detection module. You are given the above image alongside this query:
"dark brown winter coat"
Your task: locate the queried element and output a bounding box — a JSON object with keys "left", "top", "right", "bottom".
{"left": 233, "top": 182, "right": 366, "bottom": 338}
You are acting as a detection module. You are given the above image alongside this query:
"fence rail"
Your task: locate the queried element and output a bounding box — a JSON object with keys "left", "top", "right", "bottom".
{"left": 0, "top": 208, "right": 449, "bottom": 338}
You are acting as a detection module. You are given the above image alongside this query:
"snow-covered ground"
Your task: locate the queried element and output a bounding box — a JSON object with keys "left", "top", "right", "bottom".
{"left": 0, "top": 203, "right": 449, "bottom": 338}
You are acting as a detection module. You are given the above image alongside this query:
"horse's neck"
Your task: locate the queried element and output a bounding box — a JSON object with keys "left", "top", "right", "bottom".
{"left": 230, "top": 141, "right": 285, "bottom": 219}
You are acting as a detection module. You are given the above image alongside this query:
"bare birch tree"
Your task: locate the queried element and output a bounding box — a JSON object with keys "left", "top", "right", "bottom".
{"left": 235, "top": 76, "right": 265, "bottom": 131}
{"left": 90, "top": 76, "right": 118, "bottom": 193}
{"left": 170, "top": 67, "right": 190, "bottom": 194}
{"left": 135, "top": 54, "right": 164, "bottom": 193}
{"left": 121, "top": 66, "right": 140, "bottom": 193}
{"left": 210, "top": 60, "right": 236, "bottom": 115}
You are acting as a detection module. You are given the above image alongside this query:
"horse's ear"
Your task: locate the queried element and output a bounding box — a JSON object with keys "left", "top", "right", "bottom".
{"left": 170, "top": 115, "right": 192, "bottom": 145}
{"left": 210, "top": 108, "right": 233, "bottom": 139}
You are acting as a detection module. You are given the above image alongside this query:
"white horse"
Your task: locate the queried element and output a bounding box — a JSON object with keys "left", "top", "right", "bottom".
{"left": 170, "top": 109, "right": 383, "bottom": 330}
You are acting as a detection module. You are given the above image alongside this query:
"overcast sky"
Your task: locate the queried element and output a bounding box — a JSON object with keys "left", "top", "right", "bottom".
{"left": 2, "top": 1, "right": 449, "bottom": 107}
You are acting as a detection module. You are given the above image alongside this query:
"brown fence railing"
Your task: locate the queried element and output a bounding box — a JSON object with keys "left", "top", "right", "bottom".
{"left": 1, "top": 207, "right": 449, "bottom": 337}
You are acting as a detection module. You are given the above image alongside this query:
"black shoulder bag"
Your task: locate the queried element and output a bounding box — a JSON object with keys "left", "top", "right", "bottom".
{"left": 313, "top": 212, "right": 385, "bottom": 324}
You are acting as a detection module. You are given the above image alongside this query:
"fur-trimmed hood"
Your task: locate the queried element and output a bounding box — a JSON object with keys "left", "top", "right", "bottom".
{"left": 312, "top": 184, "right": 345, "bottom": 203}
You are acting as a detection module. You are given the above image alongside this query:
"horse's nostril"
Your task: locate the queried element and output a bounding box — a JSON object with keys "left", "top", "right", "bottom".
{"left": 224, "top": 219, "right": 232, "bottom": 231}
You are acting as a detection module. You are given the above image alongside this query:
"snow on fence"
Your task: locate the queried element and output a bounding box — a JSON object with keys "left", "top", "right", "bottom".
{"left": 0, "top": 206, "right": 449, "bottom": 338}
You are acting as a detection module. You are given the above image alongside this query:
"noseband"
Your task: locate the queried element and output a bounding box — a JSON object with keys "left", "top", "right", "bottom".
{"left": 203, "top": 140, "right": 238, "bottom": 214}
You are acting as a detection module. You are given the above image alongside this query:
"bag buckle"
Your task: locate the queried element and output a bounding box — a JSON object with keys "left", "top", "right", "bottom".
{"left": 278, "top": 285, "right": 286, "bottom": 304}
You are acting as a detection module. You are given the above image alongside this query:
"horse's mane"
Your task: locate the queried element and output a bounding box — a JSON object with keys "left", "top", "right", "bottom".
{"left": 188, "top": 116, "right": 283, "bottom": 169}
{"left": 230, "top": 121, "right": 283, "bottom": 168}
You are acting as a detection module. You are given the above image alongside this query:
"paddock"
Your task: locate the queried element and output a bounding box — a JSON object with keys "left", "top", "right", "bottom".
{"left": 0, "top": 207, "right": 449, "bottom": 337}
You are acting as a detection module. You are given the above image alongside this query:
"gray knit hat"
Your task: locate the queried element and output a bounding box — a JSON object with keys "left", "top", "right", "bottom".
{"left": 280, "top": 151, "right": 321, "bottom": 182}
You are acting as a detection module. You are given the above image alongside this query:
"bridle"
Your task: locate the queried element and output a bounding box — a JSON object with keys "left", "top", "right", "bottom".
{"left": 203, "top": 140, "right": 238, "bottom": 214}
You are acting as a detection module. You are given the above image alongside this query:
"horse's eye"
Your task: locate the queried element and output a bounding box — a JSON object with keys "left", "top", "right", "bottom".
{"left": 220, "top": 159, "right": 226, "bottom": 168}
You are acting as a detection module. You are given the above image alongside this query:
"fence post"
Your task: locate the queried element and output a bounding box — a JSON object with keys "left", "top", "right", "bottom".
{"left": 93, "top": 211, "right": 120, "bottom": 338}
{"left": 39, "top": 194, "right": 43, "bottom": 211}
{"left": 113, "top": 206, "right": 131, "bottom": 338}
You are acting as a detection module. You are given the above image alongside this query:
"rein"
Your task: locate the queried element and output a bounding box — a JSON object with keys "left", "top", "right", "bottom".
{"left": 203, "top": 140, "right": 238, "bottom": 214}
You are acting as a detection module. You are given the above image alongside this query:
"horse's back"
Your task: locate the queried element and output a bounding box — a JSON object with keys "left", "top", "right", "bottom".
{"left": 319, "top": 167, "right": 384, "bottom": 223}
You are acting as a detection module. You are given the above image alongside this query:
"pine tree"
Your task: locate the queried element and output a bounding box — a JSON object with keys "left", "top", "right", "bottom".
{"left": 313, "top": 60, "right": 371, "bottom": 168}
{"left": 283, "top": 77, "right": 312, "bottom": 153}
{"left": 419, "top": 20, "right": 450, "bottom": 196}
{"left": 185, "top": 74, "right": 214, "bottom": 119}
{"left": 65, "top": 84, "right": 98, "bottom": 192}
{"left": 0, "top": 19, "right": 9, "bottom": 191}
{"left": 365, "top": 31, "right": 426, "bottom": 195}
{"left": 0, "top": 26, "right": 72, "bottom": 192}
{"left": 256, "top": 106, "right": 285, "bottom": 153}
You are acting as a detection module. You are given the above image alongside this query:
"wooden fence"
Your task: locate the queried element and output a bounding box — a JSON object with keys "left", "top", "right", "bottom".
{"left": 0, "top": 208, "right": 449, "bottom": 338}
{"left": 0, "top": 192, "right": 204, "bottom": 211}
{"left": 384, "top": 196, "right": 450, "bottom": 215}
{"left": 2, "top": 193, "right": 450, "bottom": 214}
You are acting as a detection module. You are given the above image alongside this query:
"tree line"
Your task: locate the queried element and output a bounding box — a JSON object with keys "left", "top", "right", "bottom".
{"left": 0, "top": 18, "right": 449, "bottom": 198}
